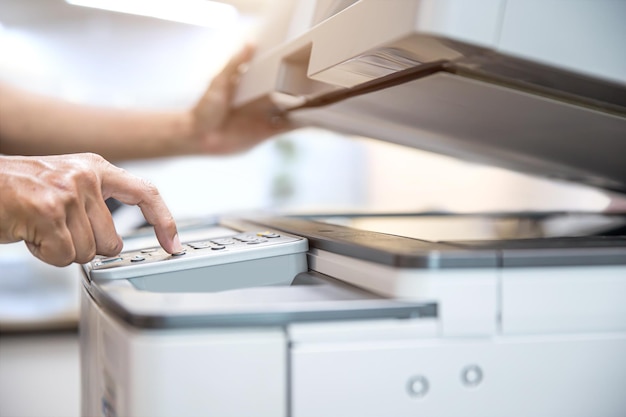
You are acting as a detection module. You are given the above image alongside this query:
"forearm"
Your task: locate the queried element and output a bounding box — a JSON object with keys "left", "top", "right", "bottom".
{"left": 1, "top": 45, "right": 287, "bottom": 161}
{"left": 0, "top": 83, "right": 199, "bottom": 162}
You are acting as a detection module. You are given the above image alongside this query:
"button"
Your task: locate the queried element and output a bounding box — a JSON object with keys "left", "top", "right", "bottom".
{"left": 130, "top": 255, "right": 145, "bottom": 262}
{"left": 140, "top": 248, "right": 158, "bottom": 253}
{"left": 211, "top": 245, "right": 226, "bottom": 250}
{"left": 100, "top": 257, "right": 123, "bottom": 264}
{"left": 234, "top": 234, "right": 259, "bottom": 242}
{"left": 211, "top": 238, "right": 236, "bottom": 245}
{"left": 258, "top": 231, "right": 280, "bottom": 238}
{"left": 189, "top": 242, "right": 211, "bottom": 249}
{"left": 407, "top": 375, "right": 429, "bottom": 398}
{"left": 246, "top": 238, "right": 267, "bottom": 244}
{"left": 93, "top": 256, "right": 123, "bottom": 267}
{"left": 171, "top": 250, "right": 186, "bottom": 257}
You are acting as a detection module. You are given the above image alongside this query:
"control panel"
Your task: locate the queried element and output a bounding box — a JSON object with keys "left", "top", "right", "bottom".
{"left": 83, "top": 230, "right": 308, "bottom": 288}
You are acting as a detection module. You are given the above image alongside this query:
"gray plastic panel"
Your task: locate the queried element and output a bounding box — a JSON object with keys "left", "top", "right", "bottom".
{"left": 451, "top": 236, "right": 626, "bottom": 267}
{"left": 240, "top": 216, "right": 626, "bottom": 268}
{"left": 232, "top": 217, "right": 498, "bottom": 268}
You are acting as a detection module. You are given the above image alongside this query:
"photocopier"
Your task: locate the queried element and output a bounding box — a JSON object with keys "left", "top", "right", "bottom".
{"left": 80, "top": 1, "right": 626, "bottom": 416}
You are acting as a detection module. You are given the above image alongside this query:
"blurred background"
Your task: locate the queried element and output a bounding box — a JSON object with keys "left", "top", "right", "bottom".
{"left": 0, "top": 0, "right": 612, "bottom": 416}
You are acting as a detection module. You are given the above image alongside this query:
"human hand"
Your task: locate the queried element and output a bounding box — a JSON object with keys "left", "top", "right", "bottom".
{"left": 0, "top": 153, "right": 183, "bottom": 267}
{"left": 189, "top": 44, "right": 290, "bottom": 154}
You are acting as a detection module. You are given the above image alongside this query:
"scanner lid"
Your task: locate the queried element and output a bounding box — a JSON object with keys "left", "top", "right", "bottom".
{"left": 236, "top": 0, "right": 626, "bottom": 194}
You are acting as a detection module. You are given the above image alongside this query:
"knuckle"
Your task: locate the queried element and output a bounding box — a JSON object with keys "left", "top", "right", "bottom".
{"left": 43, "top": 167, "right": 94, "bottom": 201}
{"left": 99, "top": 236, "right": 123, "bottom": 256}
{"left": 57, "top": 256, "right": 75, "bottom": 267}
{"left": 80, "top": 173, "right": 99, "bottom": 191}
{"left": 83, "top": 152, "right": 106, "bottom": 164}
{"left": 49, "top": 249, "right": 75, "bottom": 267}
{"left": 75, "top": 245, "right": 97, "bottom": 264}
{"left": 69, "top": 153, "right": 107, "bottom": 185}
{"left": 158, "top": 216, "right": 177, "bottom": 234}
{"left": 36, "top": 195, "right": 70, "bottom": 221}
{"left": 109, "top": 238, "right": 123, "bottom": 254}
{"left": 165, "top": 215, "right": 177, "bottom": 229}
{"left": 140, "top": 178, "right": 160, "bottom": 196}
{"left": 71, "top": 159, "right": 100, "bottom": 185}
{"left": 28, "top": 241, "right": 73, "bottom": 267}
{"left": 48, "top": 258, "right": 70, "bottom": 267}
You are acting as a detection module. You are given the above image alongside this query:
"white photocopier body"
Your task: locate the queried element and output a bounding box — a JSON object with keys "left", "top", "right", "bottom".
{"left": 80, "top": 1, "right": 626, "bottom": 416}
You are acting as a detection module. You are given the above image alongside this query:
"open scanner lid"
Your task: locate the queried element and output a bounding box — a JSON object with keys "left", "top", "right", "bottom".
{"left": 235, "top": 0, "right": 626, "bottom": 194}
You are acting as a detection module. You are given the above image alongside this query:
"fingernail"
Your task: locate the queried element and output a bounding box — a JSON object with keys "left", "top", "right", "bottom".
{"left": 173, "top": 233, "right": 183, "bottom": 253}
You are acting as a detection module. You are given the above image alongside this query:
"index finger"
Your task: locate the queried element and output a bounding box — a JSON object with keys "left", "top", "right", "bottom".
{"left": 101, "top": 165, "right": 183, "bottom": 255}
